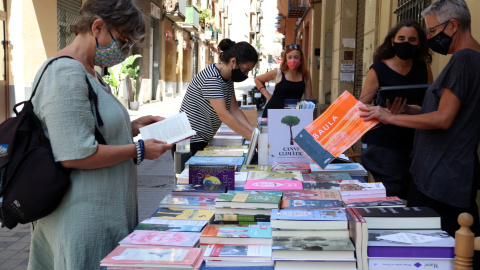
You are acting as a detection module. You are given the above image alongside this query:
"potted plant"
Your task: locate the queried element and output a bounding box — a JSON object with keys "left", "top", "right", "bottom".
{"left": 103, "top": 63, "right": 128, "bottom": 108}
{"left": 119, "top": 54, "right": 142, "bottom": 110}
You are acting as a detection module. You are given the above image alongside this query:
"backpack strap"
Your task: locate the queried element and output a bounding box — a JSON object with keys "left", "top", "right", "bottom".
{"left": 29, "top": 56, "right": 107, "bottom": 145}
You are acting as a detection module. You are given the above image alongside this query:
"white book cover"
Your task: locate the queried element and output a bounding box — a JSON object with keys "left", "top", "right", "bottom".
{"left": 267, "top": 109, "right": 314, "bottom": 165}
{"left": 139, "top": 112, "right": 196, "bottom": 144}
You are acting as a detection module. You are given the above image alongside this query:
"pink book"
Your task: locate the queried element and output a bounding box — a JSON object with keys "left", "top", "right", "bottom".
{"left": 119, "top": 230, "right": 200, "bottom": 247}
{"left": 100, "top": 245, "right": 202, "bottom": 268}
{"left": 244, "top": 180, "right": 303, "bottom": 190}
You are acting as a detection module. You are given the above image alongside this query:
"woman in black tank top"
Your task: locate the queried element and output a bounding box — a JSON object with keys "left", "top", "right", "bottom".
{"left": 359, "top": 20, "right": 433, "bottom": 200}
{"left": 254, "top": 44, "right": 313, "bottom": 118}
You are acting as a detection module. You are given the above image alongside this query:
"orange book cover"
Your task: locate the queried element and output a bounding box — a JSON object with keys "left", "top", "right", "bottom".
{"left": 294, "top": 91, "right": 378, "bottom": 169}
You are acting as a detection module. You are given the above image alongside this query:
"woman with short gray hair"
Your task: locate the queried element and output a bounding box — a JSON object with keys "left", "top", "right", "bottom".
{"left": 360, "top": 0, "right": 480, "bottom": 253}
{"left": 28, "top": 1, "right": 172, "bottom": 269}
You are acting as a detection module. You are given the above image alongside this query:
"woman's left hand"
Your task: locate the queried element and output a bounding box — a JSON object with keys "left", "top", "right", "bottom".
{"left": 386, "top": 97, "right": 407, "bottom": 114}
{"left": 359, "top": 105, "right": 392, "bottom": 124}
{"left": 132, "top": 115, "right": 165, "bottom": 137}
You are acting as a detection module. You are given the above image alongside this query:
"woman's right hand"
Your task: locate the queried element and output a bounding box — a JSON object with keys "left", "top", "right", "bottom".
{"left": 143, "top": 139, "right": 172, "bottom": 160}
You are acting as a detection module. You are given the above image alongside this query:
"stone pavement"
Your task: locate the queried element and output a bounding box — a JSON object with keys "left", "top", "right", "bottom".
{"left": 0, "top": 76, "right": 268, "bottom": 270}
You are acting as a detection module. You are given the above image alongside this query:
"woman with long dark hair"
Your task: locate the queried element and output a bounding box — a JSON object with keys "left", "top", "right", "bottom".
{"left": 360, "top": 20, "right": 433, "bottom": 200}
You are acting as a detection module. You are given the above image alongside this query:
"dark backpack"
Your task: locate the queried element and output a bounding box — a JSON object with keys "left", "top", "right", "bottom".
{"left": 0, "top": 56, "right": 105, "bottom": 229}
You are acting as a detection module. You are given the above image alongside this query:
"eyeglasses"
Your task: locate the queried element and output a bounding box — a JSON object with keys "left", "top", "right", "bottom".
{"left": 426, "top": 19, "right": 451, "bottom": 35}
{"left": 108, "top": 30, "right": 135, "bottom": 52}
{"left": 286, "top": 44, "right": 300, "bottom": 50}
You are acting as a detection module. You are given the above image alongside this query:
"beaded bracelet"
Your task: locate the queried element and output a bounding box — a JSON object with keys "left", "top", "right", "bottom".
{"left": 134, "top": 141, "right": 142, "bottom": 166}
{"left": 139, "top": 139, "right": 145, "bottom": 162}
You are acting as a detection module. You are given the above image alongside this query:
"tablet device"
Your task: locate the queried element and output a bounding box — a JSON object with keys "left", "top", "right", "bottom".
{"left": 378, "top": 84, "right": 430, "bottom": 106}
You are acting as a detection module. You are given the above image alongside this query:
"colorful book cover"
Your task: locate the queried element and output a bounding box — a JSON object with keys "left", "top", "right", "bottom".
{"left": 340, "top": 182, "right": 386, "bottom": 195}
{"left": 282, "top": 189, "right": 342, "bottom": 200}
{"left": 119, "top": 230, "right": 200, "bottom": 247}
{"left": 281, "top": 199, "right": 343, "bottom": 209}
{"left": 310, "top": 162, "right": 367, "bottom": 173}
{"left": 240, "top": 165, "right": 272, "bottom": 172}
{"left": 159, "top": 194, "right": 218, "bottom": 210}
{"left": 367, "top": 230, "right": 455, "bottom": 258}
{"left": 216, "top": 192, "right": 282, "bottom": 204}
{"left": 151, "top": 207, "right": 215, "bottom": 221}
{"left": 267, "top": 109, "right": 314, "bottom": 164}
{"left": 226, "top": 190, "right": 283, "bottom": 197}
{"left": 184, "top": 156, "right": 245, "bottom": 168}
{"left": 344, "top": 196, "right": 405, "bottom": 208}
{"left": 247, "top": 170, "right": 303, "bottom": 181}
{"left": 100, "top": 246, "right": 203, "bottom": 268}
{"left": 135, "top": 218, "right": 207, "bottom": 232}
{"left": 203, "top": 244, "right": 272, "bottom": 260}
{"left": 171, "top": 184, "right": 227, "bottom": 196}
{"left": 195, "top": 150, "right": 245, "bottom": 157}
{"left": 271, "top": 209, "right": 347, "bottom": 221}
{"left": 188, "top": 164, "right": 236, "bottom": 190}
{"left": 214, "top": 214, "right": 271, "bottom": 222}
{"left": 271, "top": 162, "right": 311, "bottom": 173}
{"left": 302, "top": 172, "right": 352, "bottom": 181}
{"left": 294, "top": 91, "right": 379, "bottom": 169}
{"left": 201, "top": 225, "right": 272, "bottom": 239}
{"left": 244, "top": 180, "right": 303, "bottom": 191}
{"left": 302, "top": 180, "right": 341, "bottom": 190}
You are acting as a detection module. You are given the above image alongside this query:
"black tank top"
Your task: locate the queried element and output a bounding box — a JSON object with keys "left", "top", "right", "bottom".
{"left": 363, "top": 60, "right": 428, "bottom": 148}
{"left": 262, "top": 71, "right": 305, "bottom": 118}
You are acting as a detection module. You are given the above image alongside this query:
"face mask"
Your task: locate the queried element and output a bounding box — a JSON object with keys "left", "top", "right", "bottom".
{"left": 427, "top": 30, "right": 455, "bottom": 55}
{"left": 94, "top": 38, "right": 128, "bottom": 67}
{"left": 231, "top": 67, "right": 248, "bottom": 82}
{"left": 287, "top": 59, "right": 301, "bottom": 70}
{"left": 393, "top": 42, "right": 418, "bottom": 60}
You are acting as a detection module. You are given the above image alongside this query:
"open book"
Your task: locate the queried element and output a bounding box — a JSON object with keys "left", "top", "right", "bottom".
{"left": 294, "top": 91, "right": 378, "bottom": 169}
{"left": 139, "top": 112, "right": 196, "bottom": 144}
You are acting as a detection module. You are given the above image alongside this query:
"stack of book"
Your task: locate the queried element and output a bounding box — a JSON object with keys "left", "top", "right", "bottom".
{"left": 100, "top": 246, "right": 204, "bottom": 269}
{"left": 158, "top": 194, "right": 218, "bottom": 210}
{"left": 134, "top": 218, "right": 208, "bottom": 233}
{"left": 184, "top": 156, "right": 245, "bottom": 171}
{"left": 209, "top": 134, "right": 244, "bottom": 146}
{"left": 213, "top": 190, "right": 281, "bottom": 225}
{"left": 301, "top": 171, "right": 352, "bottom": 181}
{"left": 203, "top": 244, "right": 273, "bottom": 268}
{"left": 280, "top": 189, "right": 343, "bottom": 210}
{"left": 367, "top": 230, "right": 455, "bottom": 269}
{"left": 171, "top": 184, "right": 227, "bottom": 197}
{"left": 150, "top": 207, "right": 216, "bottom": 224}
{"left": 118, "top": 230, "right": 201, "bottom": 248}
{"left": 301, "top": 179, "right": 361, "bottom": 191}
{"left": 271, "top": 162, "right": 311, "bottom": 173}
{"left": 354, "top": 207, "right": 442, "bottom": 231}
{"left": 244, "top": 170, "right": 303, "bottom": 191}
{"left": 339, "top": 182, "right": 387, "bottom": 200}
{"left": 310, "top": 163, "right": 368, "bottom": 177}
{"left": 200, "top": 224, "right": 273, "bottom": 246}
{"left": 343, "top": 196, "right": 405, "bottom": 208}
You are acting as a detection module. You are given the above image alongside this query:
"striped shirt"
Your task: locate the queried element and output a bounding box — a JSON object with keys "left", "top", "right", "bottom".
{"left": 180, "top": 64, "right": 234, "bottom": 143}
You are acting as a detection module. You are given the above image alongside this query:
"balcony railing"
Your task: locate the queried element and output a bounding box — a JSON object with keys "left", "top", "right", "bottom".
{"left": 183, "top": 6, "right": 200, "bottom": 30}
{"left": 288, "top": 0, "right": 306, "bottom": 18}
{"left": 164, "top": 0, "right": 186, "bottom": 22}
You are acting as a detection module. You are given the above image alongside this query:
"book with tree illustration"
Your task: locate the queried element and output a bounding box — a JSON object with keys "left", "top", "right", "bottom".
{"left": 267, "top": 109, "right": 314, "bottom": 165}
{"left": 294, "top": 91, "right": 379, "bottom": 169}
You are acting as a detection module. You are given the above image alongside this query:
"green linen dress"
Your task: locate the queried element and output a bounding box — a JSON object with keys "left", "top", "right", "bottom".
{"left": 28, "top": 58, "right": 137, "bottom": 270}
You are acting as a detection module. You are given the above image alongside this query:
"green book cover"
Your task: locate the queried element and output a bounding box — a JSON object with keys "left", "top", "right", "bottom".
{"left": 217, "top": 192, "right": 281, "bottom": 204}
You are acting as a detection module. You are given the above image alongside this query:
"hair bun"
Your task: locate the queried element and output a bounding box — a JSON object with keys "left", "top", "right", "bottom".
{"left": 218, "top": 38, "right": 236, "bottom": 52}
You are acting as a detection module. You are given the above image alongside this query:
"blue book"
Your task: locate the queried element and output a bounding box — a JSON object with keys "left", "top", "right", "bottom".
{"left": 270, "top": 209, "right": 348, "bottom": 230}
{"left": 185, "top": 156, "right": 245, "bottom": 170}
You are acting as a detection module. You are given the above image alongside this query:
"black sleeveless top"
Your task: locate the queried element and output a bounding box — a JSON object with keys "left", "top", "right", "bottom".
{"left": 262, "top": 71, "right": 305, "bottom": 118}
{"left": 362, "top": 60, "right": 428, "bottom": 148}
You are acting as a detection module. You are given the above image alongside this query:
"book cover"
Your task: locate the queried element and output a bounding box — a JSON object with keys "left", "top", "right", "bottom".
{"left": 159, "top": 194, "right": 218, "bottom": 210}
{"left": 244, "top": 180, "right": 303, "bottom": 191}
{"left": 151, "top": 207, "right": 215, "bottom": 221}
{"left": 355, "top": 207, "right": 441, "bottom": 230}
{"left": 340, "top": 182, "right": 386, "bottom": 195}
{"left": 226, "top": 190, "right": 283, "bottom": 197}
{"left": 188, "top": 164, "right": 236, "bottom": 190}
{"left": 344, "top": 196, "right": 405, "bottom": 208}
{"left": 368, "top": 257, "right": 454, "bottom": 270}
{"left": 119, "top": 230, "right": 200, "bottom": 247}
{"left": 215, "top": 207, "right": 273, "bottom": 216}
{"left": 271, "top": 236, "right": 355, "bottom": 260}
{"left": 135, "top": 218, "right": 207, "bottom": 232}
{"left": 367, "top": 230, "right": 455, "bottom": 258}
{"left": 195, "top": 150, "right": 245, "bottom": 157}
{"left": 214, "top": 214, "right": 270, "bottom": 222}
{"left": 203, "top": 244, "right": 272, "bottom": 261}
{"left": 139, "top": 112, "right": 196, "bottom": 144}
{"left": 204, "top": 145, "right": 249, "bottom": 152}
{"left": 215, "top": 192, "right": 281, "bottom": 209}
{"left": 100, "top": 246, "right": 202, "bottom": 268}
{"left": 184, "top": 156, "right": 245, "bottom": 168}
{"left": 310, "top": 162, "right": 368, "bottom": 176}
{"left": 293, "top": 91, "right": 379, "bottom": 169}
{"left": 171, "top": 184, "right": 227, "bottom": 196}
{"left": 200, "top": 225, "right": 272, "bottom": 245}
{"left": 281, "top": 199, "right": 343, "bottom": 209}
{"left": 247, "top": 170, "right": 303, "bottom": 181}
{"left": 282, "top": 189, "right": 342, "bottom": 201}
{"left": 271, "top": 162, "right": 311, "bottom": 173}
{"left": 240, "top": 165, "right": 272, "bottom": 172}
{"left": 302, "top": 172, "right": 352, "bottom": 181}
{"left": 268, "top": 109, "right": 314, "bottom": 164}
{"left": 270, "top": 209, "right": 348, "bottom": 230}
{"left": 302, "top": 180, "right": 341, "bottom": 190}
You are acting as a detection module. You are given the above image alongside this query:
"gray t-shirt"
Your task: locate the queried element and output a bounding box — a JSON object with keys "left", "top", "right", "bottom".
{"left": 410, "top": 49, "right": 480, "bottom": 208}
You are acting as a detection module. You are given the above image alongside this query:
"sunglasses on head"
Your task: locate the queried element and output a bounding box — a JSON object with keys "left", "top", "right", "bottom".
{"left": 286, "top": 44, "right": 300, "bottom": 50}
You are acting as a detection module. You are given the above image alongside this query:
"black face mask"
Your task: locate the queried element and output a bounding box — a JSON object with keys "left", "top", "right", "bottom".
{"left": 231, "top": 68, "right": 248, "bottom": 82}
{"left": 393, "top": 42, "right": 418, "bottom": 60}
{"left": 427, "top": 30, "right": 455, "bottom": 55}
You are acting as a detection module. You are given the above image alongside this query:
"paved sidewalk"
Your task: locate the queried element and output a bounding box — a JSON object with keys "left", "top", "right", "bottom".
{"left": 0, "top": 76, "right": 268, "bottom": 270}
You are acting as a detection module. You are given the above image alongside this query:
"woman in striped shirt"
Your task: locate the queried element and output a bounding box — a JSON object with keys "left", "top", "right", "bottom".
{"left": 176, "top": 39, "right": 258, "bottom": 155}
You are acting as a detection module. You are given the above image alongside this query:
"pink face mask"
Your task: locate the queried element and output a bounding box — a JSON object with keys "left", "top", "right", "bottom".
{"left": 287, "top": 59, "right": 301, "bottom": 70}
